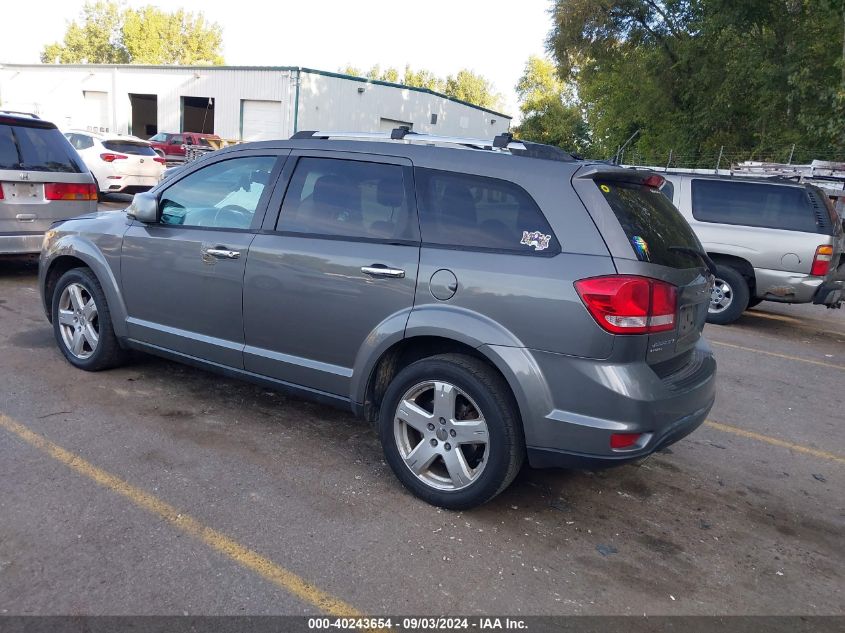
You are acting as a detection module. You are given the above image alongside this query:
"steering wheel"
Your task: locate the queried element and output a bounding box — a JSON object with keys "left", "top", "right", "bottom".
{"left": 212, "top": 205, "right": 251, "bottom": 227}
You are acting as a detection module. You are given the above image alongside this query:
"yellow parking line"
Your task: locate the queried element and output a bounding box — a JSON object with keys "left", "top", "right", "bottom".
{"left": 704, "top": 420, "right": 845, "bottom": 465}
{"left": 0, "top": 414, "right": 363, "bottom": 617}
{"left": 711, "top": 340, "right": 845, "bottom": 371}
{"left": 744, "top": 310, "right": 845, "bottom": 338}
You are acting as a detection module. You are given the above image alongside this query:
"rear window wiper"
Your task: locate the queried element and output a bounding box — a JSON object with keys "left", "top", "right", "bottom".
{"left": 669, "top": 246, "right": 717, "bottom": 277}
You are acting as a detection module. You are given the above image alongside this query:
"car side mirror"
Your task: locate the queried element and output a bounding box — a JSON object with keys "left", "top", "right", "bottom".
{"left": 127, "top": 192, "right": 159, "bottom": 223}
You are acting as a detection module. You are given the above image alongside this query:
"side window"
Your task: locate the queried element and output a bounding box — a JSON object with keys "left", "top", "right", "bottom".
{"left": 277, "top": 157, "right": 416, "bottom": 240}
{"left": 149, "top": 133, "right": 166, "bottom": 142}
{"left": 415, "top": 168, "right": 560, "bottom": 254}
{"left": 159, "top": 156, "right": 276, "bottom": 229}
{"left": 170, "top": 135, "right": 184, "bottom": 145}
{"left": 691, "top": 180, "right": 819, "bottom": 233}
{"left": 660, "top": 180, "right": 675, "bottom": 202}
{"left": 72, "top": 134, "right": 93, "bottom": 150}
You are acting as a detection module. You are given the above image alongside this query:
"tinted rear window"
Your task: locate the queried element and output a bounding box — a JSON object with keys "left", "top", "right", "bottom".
{"left": 0, "top": 124, "right": 83, "bottom": 173}
{"left": 102, "top": 140, "right": 156, "bottom": 156}
{"left": 597, "top": 179, "right": 700, "bottom": 268}
{"left": 691, "top": 179, "right": 820, "bottom": 233}
{"left": 416, "top": 168, "right": 559, "bottom": 254}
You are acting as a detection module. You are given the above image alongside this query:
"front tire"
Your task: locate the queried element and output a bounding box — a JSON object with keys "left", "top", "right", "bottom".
{"left": 706, "top": 265, "right": 750, "bottom": 325}
{"left": 51, "top": 267, "right": 127, "bottom": 371}
{"left": 379, "top": 354, "right": 524, "bottom": 510}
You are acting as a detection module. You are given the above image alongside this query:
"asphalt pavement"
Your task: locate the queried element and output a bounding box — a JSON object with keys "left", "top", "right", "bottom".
{"left": 0, "top": 222, "right": 842, "bottom": 616}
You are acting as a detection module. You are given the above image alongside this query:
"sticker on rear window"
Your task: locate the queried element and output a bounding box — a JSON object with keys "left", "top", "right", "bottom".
{"left": 600, "top": 184, "right": 611, "bottom": 193}
{"left": 631, "top": 235, "right": 651, "bottom": 261}
{"left": 521, "top": 230, "right": 551, "bottom": 251}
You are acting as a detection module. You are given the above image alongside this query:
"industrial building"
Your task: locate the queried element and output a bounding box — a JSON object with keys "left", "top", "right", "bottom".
{"left": 0, "top": 64, "right": 511, "bottom": 141}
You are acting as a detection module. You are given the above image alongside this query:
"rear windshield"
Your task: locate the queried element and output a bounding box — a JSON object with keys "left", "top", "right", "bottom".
{"left": 102, "top": 140, "right": 157, "bottom": 156}
{"left": 0, "top": 124, "right": 83, "bottom": 173}
{"left": 597, "top": 179, "right": 700, "bottom": 268}
{"left": 691, "top": 179, "right": 821, "bottom": 233}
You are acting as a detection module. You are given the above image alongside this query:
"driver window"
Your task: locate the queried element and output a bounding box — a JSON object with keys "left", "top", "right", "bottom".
{"left": 159, "top": 156, "right": 276, "bottom": 229}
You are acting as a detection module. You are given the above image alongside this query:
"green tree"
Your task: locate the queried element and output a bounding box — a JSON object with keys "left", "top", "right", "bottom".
{"left": 41, "top": 1, "right": 224, "bottom": 65}
{"left": 514, "top": 55, "right": 589, "bottom": 153}
{"left": 41, "top": 1, "right": 128, "bottom": 64}
{"left": 548, "top": 0, "right": 845, "bottom": 163}
{"left": 339, "top": 64, "right": 501, "bottom": 110}
{"left": 445, "top": 69, "right": 503, "bottom": 111}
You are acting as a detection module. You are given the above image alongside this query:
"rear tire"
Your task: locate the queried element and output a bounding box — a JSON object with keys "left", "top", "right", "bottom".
{"left": 379, "top": 353, "right": 524, "bottom": 510}
{"left": 707, "top": 265, "right": 749, "bottom": 325}
{"left": 51, "top": 267, "right": 127, "bottom": 371}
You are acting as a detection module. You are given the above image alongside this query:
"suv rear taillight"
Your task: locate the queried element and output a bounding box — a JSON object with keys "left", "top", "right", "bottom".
{"left": 44, "top": 183, "right": 98, "bottom": 201}
{"left": 153, "top": 156, "right": 166, "bottom": 165}
{"left": 100, "top": 153, "right": 128, "bottom": 162}
{"left": 574, "top": 276, "right": 678, "bottom": 335}
{"left": 810, "top": 245, "right": 833, "bottom": 277}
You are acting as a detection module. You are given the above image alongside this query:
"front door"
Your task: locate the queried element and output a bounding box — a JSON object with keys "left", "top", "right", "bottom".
{"left": 243, "top": 152, "right": 420, "bottom": 397}
{"left": 121, "top": 152, "right": 284, "bottom": 367}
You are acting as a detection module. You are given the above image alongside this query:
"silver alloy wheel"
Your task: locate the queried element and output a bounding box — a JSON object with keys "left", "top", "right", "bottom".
{"left": 394, "top": 381, "right": 490, "bottom": 491}
{"left": 709, "top": 277, "right": 734, "bottom": 314}
{"left": 57, "top": 282, "right": 100, "bottom": 360}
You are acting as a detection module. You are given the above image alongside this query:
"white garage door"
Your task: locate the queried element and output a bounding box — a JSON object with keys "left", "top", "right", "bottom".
{"left": 83, "top": 91, "right": 110, "bottom": 132}
{"left": 241, "top": 100, "right": 283, "bottom": 141}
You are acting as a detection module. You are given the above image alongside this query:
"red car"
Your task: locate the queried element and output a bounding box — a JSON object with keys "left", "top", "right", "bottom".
{"left": 148, "top": 132, "right": 221, "bottom": 161}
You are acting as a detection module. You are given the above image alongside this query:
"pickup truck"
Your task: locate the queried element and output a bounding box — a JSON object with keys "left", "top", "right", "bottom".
{"left": 148, "top": 132, "right": 221, "bottom": 162}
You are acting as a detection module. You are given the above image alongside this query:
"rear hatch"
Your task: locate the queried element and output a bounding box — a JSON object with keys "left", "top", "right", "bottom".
{"left": 0, "top": 117, "right": 96, "bottom": 234}
{"left": 572, "top": 165, "right": 713, "bottom": 370}
{"left": 101, "top": 140, "right": 162, "bottom": 179}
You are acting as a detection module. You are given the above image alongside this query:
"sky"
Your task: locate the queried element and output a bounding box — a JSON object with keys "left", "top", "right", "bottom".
{"left": 1, "top": 0, "right": 555, "bottom": 118}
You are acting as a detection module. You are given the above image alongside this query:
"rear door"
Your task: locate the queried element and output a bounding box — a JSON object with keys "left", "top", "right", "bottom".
{"left": 0, "top": 119, "right": 94, "bottom": 237}
{"left": 242, "top": 151, "right": 420, "bottom": 397}
{"left": 573, "top": 167, "right": 712, "bottom": 365}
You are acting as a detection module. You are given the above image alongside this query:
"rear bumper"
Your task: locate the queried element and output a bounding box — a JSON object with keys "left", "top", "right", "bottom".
{"left": 527, "top": 403, "right": 710, "bottom": 469}
{"left": 0, "top": 232, "right": 44, "bottom": 254}
{"left": 493, "top": 338, "right": 716, "bottom": 470}
{"left": 754, "top": 267, "right": 826, "bottom": 303}
{"left": 102, "top": 175, "right": 160, "bottom": 193}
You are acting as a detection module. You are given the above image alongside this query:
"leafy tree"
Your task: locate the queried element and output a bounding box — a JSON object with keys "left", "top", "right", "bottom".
{"left": 445, "top": 70, "right": 503, "bottom": 111}
{"left": 548, "top": 0, "right": 845, "bottom": 164}
{"left": 41, "top": 1, "right": 224, "bottom": 65}
{"left": 514, "top": 55, "right": 589, "bottom": 154}
{"left": 41, "top": 1, "right": 128, "bottom": 64}
{"left": 339, "top": 64, "right": 502, "bottom": 110}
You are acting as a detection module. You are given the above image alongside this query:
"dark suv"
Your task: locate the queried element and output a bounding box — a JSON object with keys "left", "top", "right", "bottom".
{"left": 39, "top": 130, "right": 717, "bottom": 509}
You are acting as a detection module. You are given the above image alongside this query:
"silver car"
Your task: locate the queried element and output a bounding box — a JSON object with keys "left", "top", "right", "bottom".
{"left": 39, "top": 130, "right": 717, "bottom": 509}
{"left": 0, "top": 112, "right": 97, "bottom": 254}
{"left": 663, "top": 173, "right": 845, "bottom": 324}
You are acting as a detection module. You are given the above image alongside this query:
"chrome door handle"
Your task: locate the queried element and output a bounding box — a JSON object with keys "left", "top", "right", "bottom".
{"left": 203, "top": 248, "right": 240, "bottom": 259}
{"left": 361, "top": 265, "right": 405, "bottom": 278}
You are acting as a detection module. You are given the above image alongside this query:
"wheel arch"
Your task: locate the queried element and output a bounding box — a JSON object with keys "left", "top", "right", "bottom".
{"left": 706, "top": 252, "right": 757, "bottom": 297}
{"left": 41, "top": 240, "right": 127, "bottom": 336}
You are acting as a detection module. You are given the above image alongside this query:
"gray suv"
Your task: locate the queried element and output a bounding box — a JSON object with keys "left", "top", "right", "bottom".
{"left": 39, "top": 130, "right": 716, "bottom": 509}
{"left": 662, "top": 173, "right": 844, "bottom": 324}
{"left": 0, "top": 112, "right": 97, "bottom": 254}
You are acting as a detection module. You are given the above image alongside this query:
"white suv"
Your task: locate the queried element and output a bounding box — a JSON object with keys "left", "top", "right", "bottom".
{"left": 64, "top": 131, "right": 164, "bottom": 197}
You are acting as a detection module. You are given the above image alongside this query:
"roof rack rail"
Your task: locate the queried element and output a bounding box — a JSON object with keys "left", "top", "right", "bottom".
{"left": 0, "top": 110, "right": 40, "bottom": 119}
{"left": 291, "top": 128, "right": 528, "bottom": 151}
{"left": 289, "top": 128, "right": 578, "bottom": 162}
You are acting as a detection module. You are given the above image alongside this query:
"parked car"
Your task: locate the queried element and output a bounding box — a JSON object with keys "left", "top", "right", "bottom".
{"left": 148, "top": 132, "right": 221, "bottom": 162}
{"left": 0, "top": 112, "right": 97, "bottom": 255}
{"left": 64, "top": 131, "right": 165, "bottom": 198}
{"left": 662, "top": 174, "right": 845, "bottom": 324}
{"left": 39, "top": 130, "right": 716, "bottom": 509}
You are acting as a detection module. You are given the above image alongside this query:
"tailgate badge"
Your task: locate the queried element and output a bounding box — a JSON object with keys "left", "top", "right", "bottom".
{"left": 140, "top": 158, "right": 145, "bottom": 163}
{"left": 19, "top": 172, "right": 29, "bottom": 181}
{"left": 521, "top": 230, "right": 551, "bottom": 251}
